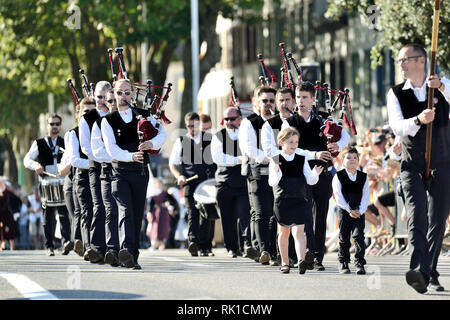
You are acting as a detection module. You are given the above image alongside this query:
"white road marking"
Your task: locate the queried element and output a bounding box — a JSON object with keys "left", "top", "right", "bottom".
{"left": 152, "top": 256, "right": 185, "bottom": 262}
{"left": 0, "top": 272, "right": 58, "bottom": 300}
{"left": 152, "top": 256, "right": 212, "bottom": 267}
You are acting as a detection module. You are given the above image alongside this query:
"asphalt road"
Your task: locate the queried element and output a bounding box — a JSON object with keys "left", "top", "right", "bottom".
{"left": 1, "top": 248, "right": 449, "bottom": 302}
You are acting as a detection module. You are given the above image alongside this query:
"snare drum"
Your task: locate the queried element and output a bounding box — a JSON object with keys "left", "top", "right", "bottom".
{"left": 39, "top": 176, "right": 65, "bottom": 207}
{"left": 193, "top": 178, "right": 220, "bottom": 221}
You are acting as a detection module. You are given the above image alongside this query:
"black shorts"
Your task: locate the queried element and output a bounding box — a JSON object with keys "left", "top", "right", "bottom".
{"left": 377, "top": 191, "right": 395, "bottom": 207}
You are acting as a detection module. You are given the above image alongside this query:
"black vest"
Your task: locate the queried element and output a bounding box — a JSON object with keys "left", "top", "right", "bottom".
{"left": 273, "top": 153, "right": 307, "bottom": 200}
{"left": 336, "top": 169, "right": 367, "bottom": 211}
{"left": 104, "top": 108, "right": 150, "bottom": 170}
{"left": 72, "top": 127, "right": 88, "bottom": 160}
{"left": 215, "top": 128, "right": 246, "bottom": 189}
{"left": 36, "top": 136, "right": 64, "bottom": 166}
{"left": 392, "top": 83, "right": 450, "bottom": 168}
{"left": 83, "top": 109, "right": 101, "bottom": 131}
{"left": 180, "top": 132, "right": 216, "bottom": 181}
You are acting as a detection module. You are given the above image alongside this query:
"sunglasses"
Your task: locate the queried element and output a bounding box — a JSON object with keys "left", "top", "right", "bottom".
{"left": 116, "top": 91, "right": 132, "bottom": 96}
{"left": 96, "top": 95, "right": 105, "bottom": 99}
{"left": 49, "top": 122, "right": 61, "bottom": 126}
{"left": 224, "top": 116, "right": 238, "bottom": 121}
{"left": 261, "top": 98, "right": 275, "bottom": 104}
{"left": 107, "top": 99, "right": 116, "bottom": 104}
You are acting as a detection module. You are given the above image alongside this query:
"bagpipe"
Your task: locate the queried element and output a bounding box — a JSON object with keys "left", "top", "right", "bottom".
{"left": 252, "top": 42, "right": 357, "bottom": 157}
{"left": 66, "top": 47, "right": 174, "bottom": 172}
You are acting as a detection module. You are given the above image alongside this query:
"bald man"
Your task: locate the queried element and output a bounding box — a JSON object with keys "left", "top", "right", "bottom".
{"left": 211, "top": 107, "right": 257, "bottom": 259}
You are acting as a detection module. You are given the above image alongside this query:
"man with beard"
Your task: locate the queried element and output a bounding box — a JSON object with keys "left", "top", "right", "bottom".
{"left": 239, "top": 86, "right": 278, "bottom": 265}
{"left": 211, "top": 107, "right": 254, "bottom": 258}
{"left": 24, "top": 113, "right": 73, "bottom": 256}
{"left": 102, "top": 79, "right": 166, "bottom": 269}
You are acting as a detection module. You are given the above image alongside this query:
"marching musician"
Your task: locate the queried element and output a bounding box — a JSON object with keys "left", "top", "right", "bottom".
{"left": 282, "top": 81, "right": 350, "bottom": 271}
{"left": 239, "top": 86, "right": 278, "bottom": 265}
{"left": 24, "top": 113, "right": 73, "bottom": 256}
{"left": 68, "top": 98, "right": 96, "bottom": 260}
{"left": 169, "top": 112, "right": 217, "bottom": 257}
{"left": 101, "top": 79, "right": 166, "bottom": 269}
{"left": 211, "top": 107, "right": 255, "bottom": 259}
{"left": 79, "top": 81, "right": 112, "bottom": 263}
{"left": 387, "top": 43, "right": 450, "bottom": 293}
{"left": 91, "top": 87, "right": 120, "bottom": 267}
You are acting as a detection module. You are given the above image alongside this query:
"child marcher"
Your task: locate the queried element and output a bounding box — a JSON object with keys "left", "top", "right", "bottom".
{"left": 269, "top": 127, "right": 322, "bottom": 274}
{"left": 332, "top": 147, "right": 370, "bottom": 275}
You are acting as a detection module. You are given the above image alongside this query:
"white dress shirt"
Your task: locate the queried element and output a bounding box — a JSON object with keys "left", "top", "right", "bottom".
{"left": 79, "top": 108, "right": 108, "bottom": 162}
{"left": 24, "top": 137, "right": 59, "bottom": 170}
{"left": 68, "top": 130, "right": 89, "bottom": 169}
{"left": 91, "top": 121, "right": 112, "bottom": 163}
{"left": 57, "top": 131, "right": 72, "bottom": 171}
{"left": 169, "top": 132, "right": 202, "bottom": 166}
{"left": 268, "top": 151, "right": 320, "bottom": 187}
{"left": 332, "top": 169, "right": 370, "bottom": 214}
{"left": 387, "top": 77, "right": 450, "bottom": 137}
{"left": 211, "top": 128, "right": 240, "bottom": 167}
{"left": 239, "top": 114, "right": 271, "bottom": 164}
{"left": 280, "top": 114, "right": 351, "bottom": 152}
{"left": 101, "top": 108, "right": 167, "bottom": 162}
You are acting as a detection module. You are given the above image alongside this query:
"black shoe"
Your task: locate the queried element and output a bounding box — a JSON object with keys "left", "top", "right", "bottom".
{"left": 356, "top": 265, "right": 366, "bottom": 275}
{"left": 314, "top": 259, "right": 325, "bottom": 271}
{"left": 208, "top": 250, "right": 215, "bottom": 257}
{"left": 104, "top": 250, "right": 120, "bottom": 267}
{"left": 227, "top": 250, "right": 237, "bottom": 258}
{"left": 299, "top": 260, "right": 307, "bottom": 274}
{"left": 428, "top": 278, "right": 444, "bottom": 292}
{"left": 200, "top": 249, "right": 209, "bottom": 257}
{"left": 62, "top": 241, "right": 74, "bottom": 255}
{"left": 188, "top": 242, "right": 199, "bottom": 257}
{"left": 74, "top": 240, "right": 84, "bottom": 257}
{"left": 83, "top": 251, "right": 90, "bottom": 261}
{"left": 405, "top": 270, "right": 428, "bottom": 294}
{"left": 259, "top": 251, "right": 270, "bottom": 264}
{"left": 118, "top": 249, "right": 135, "bottom": 268}
{"left": 132, "top": 263, "right": 142, "bottom": 270}
{"left": 339, "top": 262, "right": 350, "bottom": 274}
{"left": 46, "top": 248, "right": 55, "bottom": 257}
{"left": 280, "top": 265, "right": 290, "bottom": 274}
{"left": 88, "top": 249, "right": 104, "bottom": 264}
{"left": 304, "top": 251, "right": 314, "bottom": 270}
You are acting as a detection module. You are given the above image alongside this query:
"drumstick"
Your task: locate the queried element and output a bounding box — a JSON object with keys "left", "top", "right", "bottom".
{"left": 186, "top": 174, "right": 199, "bottom": 182}
{"left": 43, "top": 171, "right": 58, "bottom": 178}
{"left": 59, "top": 147, "right": 65, "bottom": 153}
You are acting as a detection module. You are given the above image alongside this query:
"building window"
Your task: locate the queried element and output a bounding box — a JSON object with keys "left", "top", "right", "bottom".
{"left": 351, "top": 53, "right": 361, "bottom": 104}
{"left": 363, "top": 50, "right": 372, "bottom": 108}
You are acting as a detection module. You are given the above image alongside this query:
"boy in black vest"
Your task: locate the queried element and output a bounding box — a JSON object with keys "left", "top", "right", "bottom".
{"left": 332, "top": 147, "right": 370, "bottom": 275}
{"left": 24, "top": 113, "right": 73, "bottom": 256}
{"left": 387, "top": 43, "right": 450, "bottom": 293}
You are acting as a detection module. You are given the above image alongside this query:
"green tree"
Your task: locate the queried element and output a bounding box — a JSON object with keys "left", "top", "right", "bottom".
{"left": 325, "top": 0, "right": 450, "bottom": 72}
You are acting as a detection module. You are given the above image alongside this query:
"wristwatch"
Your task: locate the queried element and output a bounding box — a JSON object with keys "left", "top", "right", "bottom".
{"left": 414, "top": 116, "right": 422, "bottom": 126}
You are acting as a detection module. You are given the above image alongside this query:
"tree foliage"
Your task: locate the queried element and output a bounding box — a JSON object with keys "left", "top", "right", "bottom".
{"left": 325, "top": 0, "right": 450, "bottom": 73}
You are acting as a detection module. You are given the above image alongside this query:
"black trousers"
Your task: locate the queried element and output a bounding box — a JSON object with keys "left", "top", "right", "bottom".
{"left": 401, "top": 162, "right": 450, "bottom": 282}
{"left": 336, "top": 208, "right": 366, "bottom": 266}
{"left": 41, "top": 204, "right": 71, "bottom": 250}
{"left": 75, "top": 168, "right": 93, "bottom": 251}
{"left": 247, "top": 180, "right": 259, "bottom": 252}
{"left": 307, "top": 171, "right": 333, "bottom": 263}
{"left": 111, "top": 166, "right": 149, "bottom": 263}
{"left": 89, "top": 163, "right": 106, "bottom": 254}
{"left": 248, "top": 176, "right": 276, "bottom": 255}
{"left": 63, "top": 175, "right": 81, "bottom": 242}
{"left": 185, "top": 194, "right": 212, "bottom": 250}
{"left": 101, "top": 163, "right": 119, "bottom": 253}
{"left": 216, "top": 184, "right": 251, "bottom": 252}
